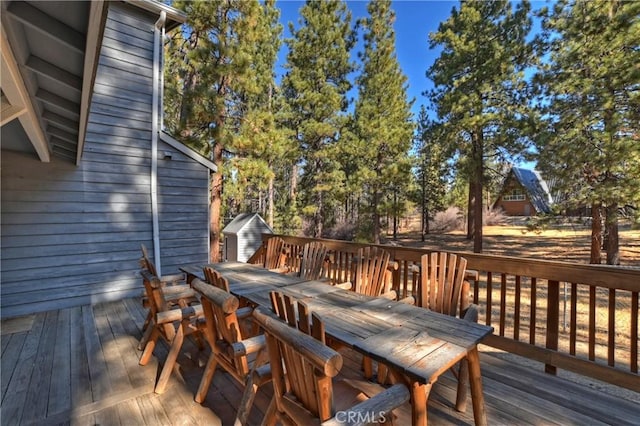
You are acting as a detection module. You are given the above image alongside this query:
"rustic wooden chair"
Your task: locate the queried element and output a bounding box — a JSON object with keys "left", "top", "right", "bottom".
{"left": 347, "top": 246, "right": 398, "bottom": 379}
{"left": 203, "top": 265, "right": 257, "bottom": 338}
{"left": 138, "top": 269, "right": 205, "bottom": 394}
{"left": 411, "top": 251, "right": 478, "bottom": 411}
{"left": 350, "top": 246, "right": 395, "bottom": 298}
{"left": 139, "top": 244, "right": 195, "bottom": 337}
{"left": 252, "top": 306, "right": 409, "bottom": 426}
{"left": 191, "top": 278, "right": 270, "bottom": 424}
{"left": 293, "top": 241, "right": 329, "bottom": 281}
{"left": 263, "top": 236, "right": 287, "bottom": 270}
{"left": 269, "top": 290, "right": 325, "bottom": 343}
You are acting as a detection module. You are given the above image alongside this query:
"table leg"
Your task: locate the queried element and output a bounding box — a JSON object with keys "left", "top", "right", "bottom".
{"left": 410, "top": 381, "right": 431, "bottom": 426}
{"left": 467, "top": 346, "right": 487, "bottom": 426}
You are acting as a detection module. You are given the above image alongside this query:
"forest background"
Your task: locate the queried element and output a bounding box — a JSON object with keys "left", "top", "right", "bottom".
{"left": 161, "top": 0, "right": 639, "bottom": 265}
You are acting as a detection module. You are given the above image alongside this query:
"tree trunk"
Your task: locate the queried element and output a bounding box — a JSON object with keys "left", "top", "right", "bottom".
{"left": 605, "top": 203, "right": 620, "bottom": 265}
{"left": 590, "top": 203, "right": 603, "bottom": 264}
{"left": 373, "top": 189, "right": 381, "bottom": 244}
{"left": 210, "top": 142, "right": 223, "bottom": 263}
{"left": 466, "top": 182, "right": 474, "bottom": 240}
{"left": 393, "top": 191, "right": 398, "bottom": 240}
{"left": 268, "top": 175, "right": 274, "bottom": 228}
{"left": 472, "top": 129, "right": 484, "bottom": 253}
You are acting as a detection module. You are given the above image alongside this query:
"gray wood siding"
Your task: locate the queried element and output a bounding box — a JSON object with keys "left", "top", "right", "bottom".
{"left": 157, "top": 138, "right": 209, "bottom": 274}
{"left": 0, "top": 3, "right": 209, "bottom": 319}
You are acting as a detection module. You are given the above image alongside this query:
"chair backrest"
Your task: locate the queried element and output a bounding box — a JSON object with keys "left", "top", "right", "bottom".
{"left": 140, "top": 244, "right": 158, "bottom": 276}
{"left": 269, "top": 291, "right": 325, "bottom": 343}
{"left": 191, "top": 278, "right": 249, "bottom": 376}
{"left": 298, "top": 242, "right": 328, "bottom": 280}
{"left": 264, "top": 237, "right": 286, "bottom": 269}
{"left": 418, "top": 252, "right": 468, "bottom": 317}
{"left": 352, "top": 246, "right": 391, "bottom": 297}
{"left": 253, "top": 306, "right": 342, "bottom": 423}
{"left": 203, "top": 266, "right": 230, "bottom": 292}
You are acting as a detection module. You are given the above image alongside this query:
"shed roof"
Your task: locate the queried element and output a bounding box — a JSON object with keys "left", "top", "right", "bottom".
{"left": 222, "top": 213, "right": 273, "bottom": 235}
{"left": 510, "top": 167, "right": 553, "bottom": 213}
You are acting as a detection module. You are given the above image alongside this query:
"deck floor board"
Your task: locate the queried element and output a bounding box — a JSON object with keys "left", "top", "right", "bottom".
{"left": 1, "top": 298, "right": 638, "bottom": 426}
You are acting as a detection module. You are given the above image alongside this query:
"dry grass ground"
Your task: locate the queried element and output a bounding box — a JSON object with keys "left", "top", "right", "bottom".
{"left": 393, "top": 219, "right": 640, "bottom": 266}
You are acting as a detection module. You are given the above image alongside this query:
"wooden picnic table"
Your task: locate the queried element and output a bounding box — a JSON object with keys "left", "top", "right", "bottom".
{"left": 181, "top": 262, "right": 494, "bottom": 426}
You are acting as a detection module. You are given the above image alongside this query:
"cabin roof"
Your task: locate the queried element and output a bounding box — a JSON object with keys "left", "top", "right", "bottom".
{"left": 508, "top": 167, "right": 553, "bottom": 213}
{"left": 222, "top": 213, "right": 273, "bottom": 235}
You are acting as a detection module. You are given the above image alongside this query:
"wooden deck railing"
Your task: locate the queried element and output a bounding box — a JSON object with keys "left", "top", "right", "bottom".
{"left": 249, "top": 234, "right": 640, "bottom": 392}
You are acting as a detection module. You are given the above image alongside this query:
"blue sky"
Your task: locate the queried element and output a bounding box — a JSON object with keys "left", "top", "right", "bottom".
{"left": 276, "top": 1, "right": 460, "bottom": 117}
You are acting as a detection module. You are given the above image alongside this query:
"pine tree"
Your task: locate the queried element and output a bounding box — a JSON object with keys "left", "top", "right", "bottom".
{"left": 413, "top": 106, "right": 448, "bottom": 240}
{"left": 227, "top": 0, "right": 294, "bottom": 228}
{"left": 427, "top": 0, "right": 534, "bottom": 253}
{"left": 164, "top": 0, "right": 265, "bottom": 261}
{"left": 282, "top": 0, "right": 355, "bottom": 238}
{"left": 353, "top": 0, "right": 414, "bottom": 244}
{"left": 535, "top": 0, "right": 640, "bottom": 264}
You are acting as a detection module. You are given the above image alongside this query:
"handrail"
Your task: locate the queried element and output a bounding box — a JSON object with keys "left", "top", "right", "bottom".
{"left": 259, "top": 233, "right": 640, "bottom": 393}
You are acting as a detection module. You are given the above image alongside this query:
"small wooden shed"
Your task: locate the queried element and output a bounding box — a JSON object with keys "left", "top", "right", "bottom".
{"left": 222, "top": 213, "right": 273, "bottom": 262}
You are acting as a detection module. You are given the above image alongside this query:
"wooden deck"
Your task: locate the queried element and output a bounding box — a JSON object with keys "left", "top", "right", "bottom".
{"left": 1, "top": 298, "right": 638, "bottom": 426}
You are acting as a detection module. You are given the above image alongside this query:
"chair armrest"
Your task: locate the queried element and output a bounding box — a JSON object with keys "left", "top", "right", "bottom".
{"left": 229, "top": 334, "right": 266, "bottom": 358}
{"left": 398, "top": 295, "right": 415, "bottom": 305}
{"left": 237, "top": 306, "right": 254, "bottom": 320}
{"left": 334, "top": 281, "right": 352, "bottom": 290}
{"left": 321, "top": 383, "right": 409, "bottom": 426}
{"left": 159, "top": 273, "right": 187, "bottom": 284}
{"left": 156, "top": 304, "right": 203, "bottom": 324}
{"left": 379, "top": 290, "right": 397, "bottom": 300}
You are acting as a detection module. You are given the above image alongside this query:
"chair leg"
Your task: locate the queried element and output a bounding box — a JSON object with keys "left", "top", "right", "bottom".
{"left": 142, "top": 310, "right": 152, "bottom": 332}
{"left": 235, "top": 374, "right": 259, "bottom": 426}
{"left": 455, "top": 358, "right": 470, "bottom": 412}
{"left": 260, "top": 397, "right": 278, "bottom": 426}
{"left": 155, "top": 325, "right": 184, "bottom": 394}
{"left": 363, "top": 356, "right": 373, "bottom": 379}
{"left": 195, "top": 353, "right": 219, "bottom": 403}
{"left": 138, "top": 320, "right": 155, "bottom": 351}
{"left": 140, "top": 327, "right": 160, "bottom": 365}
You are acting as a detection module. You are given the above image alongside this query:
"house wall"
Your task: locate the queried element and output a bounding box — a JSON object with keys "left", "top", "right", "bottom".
{"left": 494, "top": 179, "right": 536, "bottom": 216}
{"left": 0, "top": 2, "right": 208, "bottom": 319}
{"left": 237, "top": 219, "right": 272, "bottom": 262}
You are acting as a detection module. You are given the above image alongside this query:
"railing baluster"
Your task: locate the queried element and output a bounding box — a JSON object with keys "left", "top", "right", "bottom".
{"left": 570, "top": 283, "right": 577, "bottom": 355}
{"left": 608, "top": 289, "right": 616, "bottom": 367}
{"left": 632, "top": 291, "right": 638, "bottom": 373}
{"left": 500, "top": 273, "right": 507, "bottom": 337}
{"left": 530, "top": 277, "right": 537, "bottom": 345}
{"left": 514, "top": 275, "right": 521, "bottom": 341}
{"left": 545, "top": 280, "right": 560, "bottom": 375}
{"left": 589, "top": 286, "right": 596, "bottom": 361}
{"left": 486, "top": 272, "right": 493, "bottom": 327}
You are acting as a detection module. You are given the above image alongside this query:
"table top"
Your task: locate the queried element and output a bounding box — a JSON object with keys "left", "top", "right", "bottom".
{"left": 181, "top": 261, "right": 494, "bottom": 385}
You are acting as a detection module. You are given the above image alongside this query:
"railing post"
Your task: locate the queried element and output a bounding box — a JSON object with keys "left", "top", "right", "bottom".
{"left": 545, "top": 279, "right": 560, "bottom": 375}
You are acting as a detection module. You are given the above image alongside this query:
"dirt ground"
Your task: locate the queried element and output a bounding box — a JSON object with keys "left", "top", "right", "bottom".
{"left": 392, "top": 222, "right": 640, "bottom": 267}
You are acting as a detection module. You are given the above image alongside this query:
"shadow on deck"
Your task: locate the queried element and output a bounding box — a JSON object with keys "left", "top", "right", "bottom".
{"left": 1, "top": 299, "right": 638, "bottom": 425}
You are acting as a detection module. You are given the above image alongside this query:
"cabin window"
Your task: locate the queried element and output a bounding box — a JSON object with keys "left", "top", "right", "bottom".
{"left": 503, "top": 188, "right": 526, "bottom": 201}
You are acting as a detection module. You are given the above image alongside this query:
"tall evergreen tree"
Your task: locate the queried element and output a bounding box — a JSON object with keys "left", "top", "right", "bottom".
{"left": 282, "top": 0, "right": 355, "bottom": 238}
{"left": 164, "top": 0, "right": 264, "bottom": 261}
{"left": 228, "top": 0, "right": 293, "bottom": 228}
{"left": 535, "top": 0, "right": 640, "bottom": 264}
{"left": 413, "top": 106, "right": 448, "bottom": 240}
{"left": 353, "top": 0, "right": 414, "bottom": 244}
{"left": 427, "top": 0, "right": 534, "bottom": 252}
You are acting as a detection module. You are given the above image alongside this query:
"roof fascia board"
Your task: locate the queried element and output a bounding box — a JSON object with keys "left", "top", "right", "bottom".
{"left": 76, "top": 0, "right": 107, "bottom": 165}
{"left": 1, "top": 27, "right": 50, "bottom": 162}
{"left": 123, "top": 0, "right": 187, "bottom": 29}
{"left": 160, "top": 131, "right": 217, "bottom": 172}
